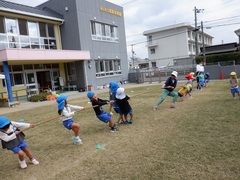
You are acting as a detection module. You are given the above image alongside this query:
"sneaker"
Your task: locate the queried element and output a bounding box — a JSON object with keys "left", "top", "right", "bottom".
{"left": 72, "top": 136, "right": 83, "bottom": 145}
{"left": 153, "top": 105, "right": 158, "bottom": 111}
{"left": 30, "top": 158, "right": 39, "bottom": 165}
{"left": 170, "top": 104, "right": 175, "bottom": 108}
{"left": 114, "top": 122, "right": 119, "bottom": 126}
{"left": 19, "top": 160, "right": 27, "bottom": 169}
{"left": 128, "top": 119, "right": 133, "bottom": 124}
{"left": 120, "top": 120, "right": 128, "bottom": 124}
{"left": 110, "top": 127, "right": 118, "bottom": 133}
{"left": 233, "top": 97, "right": 236, "bottom": 100}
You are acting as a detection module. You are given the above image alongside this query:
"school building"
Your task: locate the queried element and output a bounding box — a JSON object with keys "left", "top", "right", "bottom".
{"left": 0, "top": 0, "right": 128, "bottom": 105}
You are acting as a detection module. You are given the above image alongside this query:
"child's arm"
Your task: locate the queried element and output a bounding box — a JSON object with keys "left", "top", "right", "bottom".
{"left": 68, "top": 104, "right": 85, "bottom": 111}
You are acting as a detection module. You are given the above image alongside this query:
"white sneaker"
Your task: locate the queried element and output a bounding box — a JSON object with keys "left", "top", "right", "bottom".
{"left": 72, "top": 136, "right": 83, "bottom": 145}
{"left": 153, "top": 105, "right": 157, "bottom": 111}
{"left": 19, "top": 160, "right": 27, "bottom": 169}
{"left": 30, "top": 158, "right": 39, "bottom": 165}
{"left": 170, "top": 104, "right": 175, "bottom": 108}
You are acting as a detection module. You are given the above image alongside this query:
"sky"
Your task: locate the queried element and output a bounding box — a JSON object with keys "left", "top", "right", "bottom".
{"left": 6, "top": 0, "right": 240, "bottom": 59}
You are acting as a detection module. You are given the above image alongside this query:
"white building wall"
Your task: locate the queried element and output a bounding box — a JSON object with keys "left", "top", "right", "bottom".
{"left": 144, "top": 23, "right": 213, "bottom": 68}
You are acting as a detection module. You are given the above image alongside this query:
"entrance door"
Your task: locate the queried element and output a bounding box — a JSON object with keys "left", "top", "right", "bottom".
{"left": 25, "top": 72, "right": 38, "bottom": 97}
{"left": 37, "top": 71, "right": 52, "bottom": 92}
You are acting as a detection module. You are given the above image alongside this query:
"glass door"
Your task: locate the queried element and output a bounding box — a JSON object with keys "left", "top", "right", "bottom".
{"left": 25, "top": 72, "right": 38, "bottom": 97}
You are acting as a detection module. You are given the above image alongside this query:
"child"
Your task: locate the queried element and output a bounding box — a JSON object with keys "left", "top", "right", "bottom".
{"left": 87, "top": 91, "right": 117, "bottom": 132}
{"left": 109, "top": 82, "right": 123, "bottom": 125}
{"left": 115, "top": 87, "right": 133, "bottom": 124}
{"left": 177, "top": 83, "right": 193, "bottom": 100}
{"left": 0, "top": 116, "right": 39, "bottom": 169}
{"left": 153, "top": 71, "right": 178, "bottom": 110}
{"left": 56, "top": 95, "right": 84, "bottom": 145}
{"left": 204, "top": 72, "right": 210, "bottom": 87}
{"left": 197, "top": 72, "right": 205, "bottom": 91}
{"left": 229, "top": 72, "right": 240, "bottom": 100}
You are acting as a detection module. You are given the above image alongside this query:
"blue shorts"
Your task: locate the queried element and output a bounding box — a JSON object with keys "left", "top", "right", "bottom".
{"left": 231, "top": 88, "right": 239, "bottom": 94}
{"left": 63, "top": 119, "right": 74, "bottom": 130}
{"left": 114, "top": 107, "right": 122, "bottom": 114}
{"left": 11, "top": 141, "right": 28, "bottom": 154}
{"left": 123, "top": 109, "right": 133, "bottom": 116}
{"left": 178, "top": 92, "right": 183, "bottom": 97}
{"left": 187, "top": 88, "right": 192, "bottom": 94}
{"left": 198, "top": 81, "right": 204, "bottom": 87}
{"left": 97, "top": 111, "right": 111, "bottom": 123}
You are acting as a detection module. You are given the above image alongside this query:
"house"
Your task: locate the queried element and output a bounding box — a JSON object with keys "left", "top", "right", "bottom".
{"left": 0, "top": 0, "right": 128, "bottom": 104}
{"left": 143, "top": 22, "right": 213, "bottom": 68}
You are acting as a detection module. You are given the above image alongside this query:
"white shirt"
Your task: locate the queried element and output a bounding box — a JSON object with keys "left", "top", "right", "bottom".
{"left": 60, "top": 104, "right": 84, "bottom": 121}
{"left": 196, "top": 64, "right": 204, "bottom": 72}
{"left": 0, "top": 121, "right": 30, "bottom": 142}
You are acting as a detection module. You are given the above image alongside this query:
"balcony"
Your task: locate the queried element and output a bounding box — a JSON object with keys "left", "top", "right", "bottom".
{"left": 146, "top": 41, "right": 158, "bottom": 47}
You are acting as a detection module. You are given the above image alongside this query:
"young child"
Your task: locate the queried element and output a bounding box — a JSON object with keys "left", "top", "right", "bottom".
{"left": 0, "top": 116, "right": 39, "bottom": 169}
{"left": 153, "top": 71, "right": 178, "bottom": 110}
{"left": 177, "top": 83, "right": 193, "bottom": 100}
{"left": 229, "top": 72, "right": 240, "bottom": 100}
{"left": 204, "top": 72, "right": 210, "bottom": 87}
{"left": 197, "top": 72, "right": 205, "bottom": 91}
{"left": 115, "top": 87, "right": 133, "bottom": 124}
{"left": 109, "top": 82, "right": 123, "bottom": 126}
{"left": 56, "top": 95, "right": 84, "bottom": 145}
{"left": 87, "top": 91, "right": 117, "bottom": 132}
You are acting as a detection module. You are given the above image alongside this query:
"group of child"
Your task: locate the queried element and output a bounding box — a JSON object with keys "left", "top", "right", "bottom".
{"left": 0, "top": 81, "right": 133, "bottom": 169}
{"left": 1, "top": 69, "right": 238, "bottom": 170}
{"left": 153, "top": 70, "right": 210, "bottom": 110}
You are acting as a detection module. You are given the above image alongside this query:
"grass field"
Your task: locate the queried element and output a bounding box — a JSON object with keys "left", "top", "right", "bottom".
{"left": 0, "top": 80, "right": 240, "bottom": 180}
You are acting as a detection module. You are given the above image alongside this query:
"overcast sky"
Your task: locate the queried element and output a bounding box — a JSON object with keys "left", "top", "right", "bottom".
{"left": 6, "top": 0, "right": 240, "bottom": 59}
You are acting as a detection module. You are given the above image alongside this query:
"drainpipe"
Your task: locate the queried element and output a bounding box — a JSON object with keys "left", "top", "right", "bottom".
{"left": 3, "top": 61, "right": 14, "bottom": 104}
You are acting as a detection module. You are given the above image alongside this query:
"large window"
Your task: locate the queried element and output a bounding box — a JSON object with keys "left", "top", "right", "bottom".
{"left": 95, "top": 59, "right": 121, "bottom": 77}
{"left": 0, "top": 16, "right": 57, "bottom": 50}
{"left": 91, "top": 21, "right": 118, "bottom": 42}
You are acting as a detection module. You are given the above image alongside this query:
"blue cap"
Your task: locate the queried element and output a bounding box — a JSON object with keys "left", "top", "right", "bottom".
{"left": 0, "top": 116, "right": 10, "bottom": 128}
{"left": 87, "top": 91, "right": 95, "bottom": 99}
{"left": 56, "top": 95, "right": 68, "bottom": 110}
{"left": 109, "top": 82, "right": 119, "bottom": 93}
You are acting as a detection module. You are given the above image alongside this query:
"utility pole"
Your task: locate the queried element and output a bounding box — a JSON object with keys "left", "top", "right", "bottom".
{"left": 194, "top": 7, "right": 204, "bottom": 57}
{"left": 201, "top": 21, "right": 206, "bottom": 65}
{"left": 131, "top": 44, "right": 135, "bottom": 69}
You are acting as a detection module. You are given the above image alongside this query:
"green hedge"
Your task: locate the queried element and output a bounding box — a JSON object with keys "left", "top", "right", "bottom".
{"left": 29, "top": 92, "right": 51, "bottom": 102}
{"left": 196, "top": 52, "right": 240, "bottom": 64}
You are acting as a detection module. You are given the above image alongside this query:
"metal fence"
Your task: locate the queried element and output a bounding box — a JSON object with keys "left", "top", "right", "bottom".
{"left": 128, "top": 62, "right": 240, "bottom": 84}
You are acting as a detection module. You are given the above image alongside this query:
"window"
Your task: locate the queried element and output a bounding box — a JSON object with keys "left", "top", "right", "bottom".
{"left": 0, "top": 17, "right": 57, "bottom": 50}
{"left": 148, "top": 36, "right": 152, "bottom": 43}
{"left": 39, "top": 22, "right": 47, "bottom": 37}
{"left": 95, "top": 59, "right": 121, "bottom": 77}
{"left": 48, "top": 24, "right": 55, "bottom": 37}
{"left": 6, "top": 18, "right": 17, "bottom": 34}
{"left": 150, "top": 48, "right": 155, "bottom": 54}
{"left": 91, "top": 21, "right": 118, "bottom": 42}
{"left": 13, "top": 73, "right": 24, "bottom": 85}
{"left": 18, "top": 19, "right": 28, "bottom": 35}
{"left": 0, "top": 16, "right": 5, "bottom": 33}
{"left": 28, "top": 22, "right": 38, "bottom": 37}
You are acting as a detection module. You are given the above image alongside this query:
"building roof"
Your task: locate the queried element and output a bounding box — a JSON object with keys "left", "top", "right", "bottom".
{"left": 200, "top": 42, "right": 238, "bottom": 55}
{"left": 0, "top": 0, "right": 64, "bottom": 22}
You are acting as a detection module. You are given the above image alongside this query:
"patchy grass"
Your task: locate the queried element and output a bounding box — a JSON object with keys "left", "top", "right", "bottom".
{"left": 1, "top": 80, "right": 240, "bottom": 180}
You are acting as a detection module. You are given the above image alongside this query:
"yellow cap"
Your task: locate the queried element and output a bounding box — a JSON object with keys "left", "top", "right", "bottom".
{"left": 230, "top": 72, "right": 236, "bottom": 76}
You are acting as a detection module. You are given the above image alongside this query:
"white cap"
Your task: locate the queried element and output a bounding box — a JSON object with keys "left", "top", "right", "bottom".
{"left": 171, "top": 71, "right": 178, "bottom": 78}
{"left": 116, "top": 87, "right": 126, "bottom": 100}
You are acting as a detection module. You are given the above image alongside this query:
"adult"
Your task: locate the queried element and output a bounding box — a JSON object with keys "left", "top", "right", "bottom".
{"left": 153, "top": 71, "right": 178, "bottom": 110}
